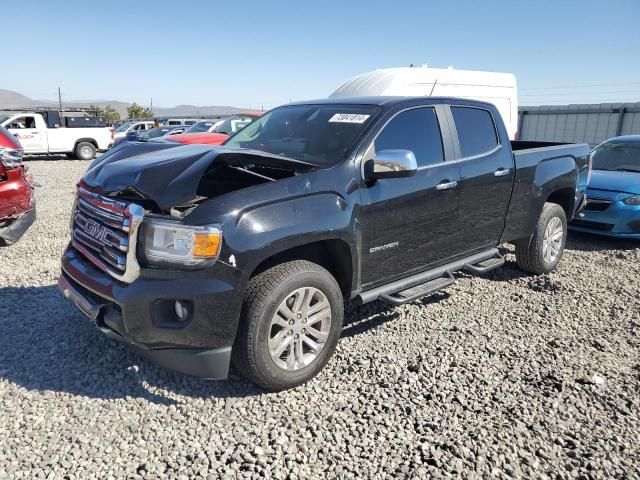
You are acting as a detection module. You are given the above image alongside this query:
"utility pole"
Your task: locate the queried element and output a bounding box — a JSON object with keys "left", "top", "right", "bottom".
{"left": 150, "top": 97, "right": 153, "bottom": 114}
{"left": 58, "top": 87, "right": 63, "bottom": 111}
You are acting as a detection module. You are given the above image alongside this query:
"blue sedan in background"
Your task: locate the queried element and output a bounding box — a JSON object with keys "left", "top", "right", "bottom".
{"left": 114, "top": 125, "right": 188, "bottom": 145}
{"left": 571, "top": 135, "right": 640, "bottom": 239}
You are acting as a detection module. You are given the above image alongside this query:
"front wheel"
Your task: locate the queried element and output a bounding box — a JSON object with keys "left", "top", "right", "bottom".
{"left": 515, "top": 202, "right": 567, "bottom": 274}
{"left": 232, "top": 260, "right": 344, "bottom": 391}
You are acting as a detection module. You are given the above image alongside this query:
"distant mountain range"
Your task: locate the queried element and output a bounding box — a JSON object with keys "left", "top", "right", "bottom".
{"left": 0, "top": 89, "right": 253, "bottom": 117}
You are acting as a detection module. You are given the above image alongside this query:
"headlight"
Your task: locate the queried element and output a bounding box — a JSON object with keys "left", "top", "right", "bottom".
{"left": 623, "top": 195, "right": 640, "bottom": 206}
{"left": 142, "top": 219, "right": 222, "bottom": 267}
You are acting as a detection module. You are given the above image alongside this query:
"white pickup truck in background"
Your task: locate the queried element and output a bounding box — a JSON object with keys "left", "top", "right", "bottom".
{"left": 0, "top": 111, "right": 113, "bottom": 160}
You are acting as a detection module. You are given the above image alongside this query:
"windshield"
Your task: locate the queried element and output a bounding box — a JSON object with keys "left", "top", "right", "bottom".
{"left": 224, "top": 105, "right": 379, "bottom": 166}
{"left": 185, "top": 121, "right": 217, "bottom": 133}
{"left": 592, "top": 141, "right": 640, "bottom": 173}
{"left": 212, "top": 115, "right": 256, "bottom": 135}
{"left": 0, "top": 115, "right": 10, "bottom": 125}
{"left": 115, "top": 123, "right": 133, "bottom": 132}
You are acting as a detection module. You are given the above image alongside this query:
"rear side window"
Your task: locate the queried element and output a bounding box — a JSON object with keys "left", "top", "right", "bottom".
{"left": 374, "top": 107, "right": 444, "bottom": 167}
{"left": 451, "top": 107, "right": 498, "bottom": 157}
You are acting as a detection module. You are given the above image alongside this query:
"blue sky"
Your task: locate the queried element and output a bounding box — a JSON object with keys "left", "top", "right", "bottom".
{"left": 5, "top": 0, "right": 640, "bottom": 109}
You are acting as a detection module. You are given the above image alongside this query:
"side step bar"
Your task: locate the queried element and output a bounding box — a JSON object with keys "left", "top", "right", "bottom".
{"left": 463, "top": 252, "right": 505, "bottom": 274}
{"left": 380, "top": 271, "right": 455, "bottom": 305}
{"left": 356, "top": 248, "right": 499, "bottom": 306}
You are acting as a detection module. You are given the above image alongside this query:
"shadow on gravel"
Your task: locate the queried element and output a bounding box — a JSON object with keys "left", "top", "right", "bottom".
{"left": 566, "top": 230, "right": 640, "bottom": 252}
{"left": 0, "top": 285, "right": 261, "bottom": 405}
{"left": 342, "top": 302, "right": 401, "bottom": 338}
{"left": 341, "top": 292, "right": 450, "bottom": 338}
{"left": 23, "top": 154, "right": 95, "bottom": 162}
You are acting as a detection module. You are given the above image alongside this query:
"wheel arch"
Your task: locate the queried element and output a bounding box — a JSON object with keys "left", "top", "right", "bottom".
{"left": 74, "top": 138, "right": 98, "bottom": 149}
{"left": 248, "top": 238, "right": 355, "bottom": 299}
{"left": 545, "top": 187, "right": 575, "bottom": 220}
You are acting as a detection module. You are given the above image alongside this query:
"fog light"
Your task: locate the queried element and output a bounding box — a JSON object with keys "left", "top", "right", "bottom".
{"left": 174, "top": 300, "right": 189, "bottom": 322}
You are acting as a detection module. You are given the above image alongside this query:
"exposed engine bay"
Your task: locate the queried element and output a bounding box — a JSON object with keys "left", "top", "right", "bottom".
{"left": 82, "top": 143, "right": 316, "bottom": 214}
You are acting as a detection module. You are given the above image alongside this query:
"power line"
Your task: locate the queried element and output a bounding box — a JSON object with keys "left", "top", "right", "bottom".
{"left": 523, "top": 99, "right": 640, "bottom": 105}
{"left": 521, "top": 89, "right": 640, "bottom": 97}
{"left": 520, "top": 82, "right": 640, "bottom": 91}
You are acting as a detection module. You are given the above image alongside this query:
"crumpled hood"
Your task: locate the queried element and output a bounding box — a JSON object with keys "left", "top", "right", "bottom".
{"left": 83, "top": 142, "right": 314, "bottom": 210}
{"left": 589, "top": 170, "right": 640, "bottom": 195}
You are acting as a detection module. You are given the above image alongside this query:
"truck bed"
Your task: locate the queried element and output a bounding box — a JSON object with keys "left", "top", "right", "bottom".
{"left": 500, "top": 140, "right": 591, "bottom": 243}
{"left": 510, "top": 140, "right": 587, "bottom": 151}
{"left": 510, "top": 141, "right": 590, "bottom": 170}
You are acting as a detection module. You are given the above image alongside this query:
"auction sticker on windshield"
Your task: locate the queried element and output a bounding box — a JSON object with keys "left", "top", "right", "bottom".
{"left": 328, "top": 113, "right": 370, "bottom": 123}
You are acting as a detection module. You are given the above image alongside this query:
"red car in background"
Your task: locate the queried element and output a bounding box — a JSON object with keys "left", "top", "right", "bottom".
{"left": 0, "top": 126, "right": 36, "bottom": 245}
{"left": 166, "top": 112, "right": 262, "bottom": 146}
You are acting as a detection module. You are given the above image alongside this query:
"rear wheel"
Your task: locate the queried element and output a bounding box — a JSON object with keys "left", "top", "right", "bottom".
{"left": 515, "top": 202, "right": 567, "bottom": 274}
{"left": 75, "top": 142, "right": 96, "bottom": 160}
{"left": 233, "top": 260, "right": 344, "bottom": 391}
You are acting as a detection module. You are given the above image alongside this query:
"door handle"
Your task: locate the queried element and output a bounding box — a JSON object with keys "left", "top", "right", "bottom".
{"left": 494, "top": 168, "right": 511, "bottom": 177}
{"left": 436, "top": 180, "right": 458, "bottom": 191}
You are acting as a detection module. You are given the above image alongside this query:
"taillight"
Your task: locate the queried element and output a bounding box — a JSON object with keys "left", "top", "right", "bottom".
{"left": 0, "top": 146, "right": 23, "bottom": 168}
{"left": 0, "top": 127, "right": 23, "bottom": 169}
{"left": 110, "top": 127, "right": 115, "bottom": 140}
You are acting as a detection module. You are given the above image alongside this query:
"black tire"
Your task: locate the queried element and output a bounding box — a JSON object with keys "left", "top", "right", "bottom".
{"left": 74, "top": 142, "right": 96, "bottom": 160}
{"left": 515, "top": 202, "right": 567, "bottom": 274}
{"left": 232, "top": 260, "right": 344, "bottom": 391}
{"left": 65, "top": 152, "right": 75, "bottom": 159}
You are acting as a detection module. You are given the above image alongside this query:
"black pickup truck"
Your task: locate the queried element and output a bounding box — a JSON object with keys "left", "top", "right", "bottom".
{"left": 58, "top": 97, "right": 590, "bottom": 391}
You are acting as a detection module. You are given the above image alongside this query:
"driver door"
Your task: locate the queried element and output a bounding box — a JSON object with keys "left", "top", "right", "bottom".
{"left": 359, "top": 106, "right": 462, "bottom": 288}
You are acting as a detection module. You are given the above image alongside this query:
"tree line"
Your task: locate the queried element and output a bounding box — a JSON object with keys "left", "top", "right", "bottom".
{"left": 87, "top": 103, "right": 153, "bottom": 121}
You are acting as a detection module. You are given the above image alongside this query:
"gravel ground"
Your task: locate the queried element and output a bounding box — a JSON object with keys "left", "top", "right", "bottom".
{"left": 1, "top": 159, "right": 639, "bottom": 479}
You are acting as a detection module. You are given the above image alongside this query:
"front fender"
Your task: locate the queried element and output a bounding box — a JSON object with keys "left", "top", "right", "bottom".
{"left": 230, "top": 192, "right": 357, "bottom": 274}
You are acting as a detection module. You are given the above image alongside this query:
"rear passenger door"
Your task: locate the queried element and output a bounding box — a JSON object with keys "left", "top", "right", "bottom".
{"left": 449, "top": 106, "right": 514, "bottom": 251}
{"left": 360, "top": 105, "right": 462, "bottom": 288}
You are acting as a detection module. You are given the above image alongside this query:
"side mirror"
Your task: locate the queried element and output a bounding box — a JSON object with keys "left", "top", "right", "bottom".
{"left": 364, "top": 149, "right": 418, "bottom": 180}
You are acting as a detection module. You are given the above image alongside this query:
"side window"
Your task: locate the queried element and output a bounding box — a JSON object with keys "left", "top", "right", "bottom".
{"left": 451, "top": 107, "right": 499, "bottom": 157}
{"left": 374, "top": 108, "right": 444, "bottom": 167}
{"left": 8, "top": 116, "right": 36, "bottom": 129}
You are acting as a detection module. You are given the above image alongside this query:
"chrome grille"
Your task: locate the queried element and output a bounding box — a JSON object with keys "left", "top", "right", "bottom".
{"left": 71, "top": 187, "right": 144, "bottom": 283}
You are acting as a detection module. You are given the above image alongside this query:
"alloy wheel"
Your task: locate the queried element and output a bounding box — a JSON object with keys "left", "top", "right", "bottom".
{"left": 543, "top": 216, "right": 563, "bottom": 264}
{"left": 268, "top": 287, "right": 332, "bottom": 371}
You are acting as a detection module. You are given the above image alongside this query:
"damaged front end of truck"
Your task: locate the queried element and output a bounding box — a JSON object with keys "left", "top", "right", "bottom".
{"left": 58, "top": 142, "right": 320, "bottom": 379}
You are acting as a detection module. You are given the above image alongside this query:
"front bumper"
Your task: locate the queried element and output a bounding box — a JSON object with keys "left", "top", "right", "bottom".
{"left": 569, "top": 190, "right": 640, "bottom": 239}
{"left": 0, "top": 205, "right": 36, "bottom": 245}
{"left": 58, "top": 246, "right": 245, "bottom": 379}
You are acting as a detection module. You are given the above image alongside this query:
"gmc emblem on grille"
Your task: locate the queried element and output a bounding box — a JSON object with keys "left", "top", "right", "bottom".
{"left": 79, "top": 218, "right": 110, "bottom": 243}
